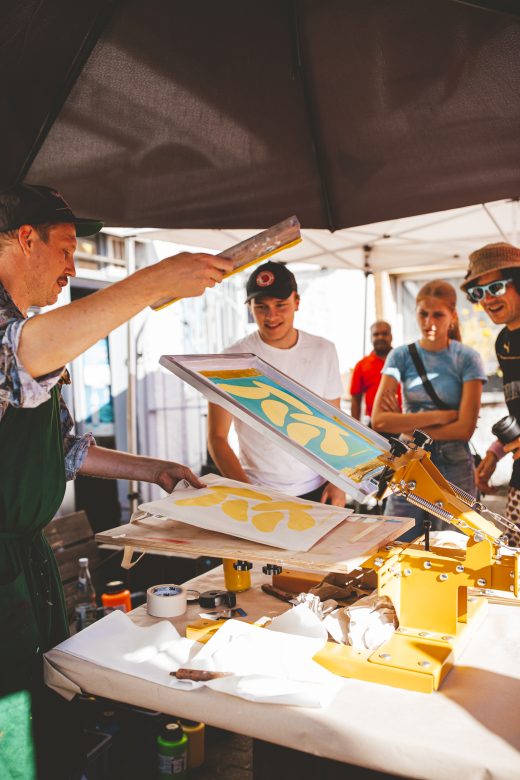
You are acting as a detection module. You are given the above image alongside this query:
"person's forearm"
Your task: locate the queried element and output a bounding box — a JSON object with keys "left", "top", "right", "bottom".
{"left": 78, "top": 444, "right": 167, "bottom": 482}
{"left": 488, "top": 439, "right": 506, "bottom": 460}
{"left": 19, "top": 252, "right": 232, "bottom": 378}
{"left": 350, "top": 395, "right": 362, "bottom": 420}
{"left": 422, "top": 419, "right": 477, "bottom": 441}
{"left": 371, "top": 410, "right": 444, "bottom": 435}
{"left": 19, "top": 267, "right": 165, "bottom": 378}
{"left": 208, "top": 437, "right": 250, "bottom": 482}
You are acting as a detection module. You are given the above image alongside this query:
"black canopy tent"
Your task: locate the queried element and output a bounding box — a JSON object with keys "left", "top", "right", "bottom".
{"left": 2, "top": 0, "right": 519, "bottom": 231}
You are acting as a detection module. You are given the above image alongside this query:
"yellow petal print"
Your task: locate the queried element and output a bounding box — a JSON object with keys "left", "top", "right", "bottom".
{"left": 286, "top": 422, "right": 321, "bottom": 446}
{"left": 261, "top": 399, "right": 288, "bottom": 426}
{"left": 208, "top": 486, "right": 272, "bottom": 501}
{"left": 253, "top": 382, "right": 311, "bottom": 413}
{"left": 218, "top": 383, "right": 269, "bottom": 400}
{"left": 321, "top": 429, "right": 349, "bottom": 456}
{"left": 253, "top": 500, "right": 309, "bottom": 512}
{"left": 251, "top": 511, "right": 285, "bottom": 533}
{"left": 287, "top": 510, "right": 315, "bottom": 530}
{"left": 176, "top": 493, "right": 223, "bottom": 507}
{"left": 290, "top": 413, "right": 350, "bottom": 456}
{"left": 221, "top": 499, "right": 249, "bottom": 522}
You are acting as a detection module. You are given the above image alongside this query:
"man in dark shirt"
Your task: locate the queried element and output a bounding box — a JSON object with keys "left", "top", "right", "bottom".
{"left": 461, "top": 242, "right": 520, "bottom": 544}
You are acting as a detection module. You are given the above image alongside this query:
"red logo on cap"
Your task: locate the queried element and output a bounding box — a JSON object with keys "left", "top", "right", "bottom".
{"left": 256, "top": 270, "right": 275, "bottom": 288}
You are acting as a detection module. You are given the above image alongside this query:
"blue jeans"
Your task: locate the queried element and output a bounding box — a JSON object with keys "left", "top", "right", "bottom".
{"left": 385, "top": 440, "right": 476, "bottom": 542}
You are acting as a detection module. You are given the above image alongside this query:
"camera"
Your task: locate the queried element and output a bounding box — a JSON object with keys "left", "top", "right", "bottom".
{"left": 491, "top": 415, "right": 520, "bottom": 445}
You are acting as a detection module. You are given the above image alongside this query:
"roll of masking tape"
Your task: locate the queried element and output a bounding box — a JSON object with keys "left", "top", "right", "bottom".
{"left": 146, "top": 584, "right": 187, "bottom": 618}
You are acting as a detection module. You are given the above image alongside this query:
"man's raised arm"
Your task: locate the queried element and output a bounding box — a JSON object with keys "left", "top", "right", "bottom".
{"left": 19, "top": 252, "right": 233, "bottom": 378}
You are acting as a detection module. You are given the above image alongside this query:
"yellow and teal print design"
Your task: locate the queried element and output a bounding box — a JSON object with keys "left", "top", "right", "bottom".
{"left": 202, "top": 369, "right": 385, "bottom": 480}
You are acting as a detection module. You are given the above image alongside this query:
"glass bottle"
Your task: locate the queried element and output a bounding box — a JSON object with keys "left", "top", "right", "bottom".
{"left": 75, "top": 556, "right": 97, "bottom": 631}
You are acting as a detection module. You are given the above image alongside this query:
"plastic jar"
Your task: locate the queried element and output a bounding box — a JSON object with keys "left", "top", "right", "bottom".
{"left": 222, "top": 558, "right": 252, "bottom": 592}
{"left": 157, "top": 722, "right": 187, "bottom": 778}
{"left": 101, "top": 580, "right": 132, "bottom": 613}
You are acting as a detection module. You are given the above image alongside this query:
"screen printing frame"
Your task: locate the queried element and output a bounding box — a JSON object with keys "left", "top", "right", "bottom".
{"left": 160, "top": 353, "right": 390, "bottom": 501}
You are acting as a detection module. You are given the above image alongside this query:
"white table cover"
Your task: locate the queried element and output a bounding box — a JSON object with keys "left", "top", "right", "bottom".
{"left": 45, "top": 567, "right": 520, "bottom": 780}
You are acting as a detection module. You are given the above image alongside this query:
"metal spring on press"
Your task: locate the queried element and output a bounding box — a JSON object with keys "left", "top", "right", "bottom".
{"left": 447, "top": 481, "right": 519, "bottom": 538}
{"left": 447, "top": 481, "right": 480, "bottom": 508}
{"left": 403, "top": 493, "right": 454, "bottom": 522}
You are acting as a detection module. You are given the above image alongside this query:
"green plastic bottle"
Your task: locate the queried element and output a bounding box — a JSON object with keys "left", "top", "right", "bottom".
{"left": 157, "top": 722, "right": 188, "bottom": 778}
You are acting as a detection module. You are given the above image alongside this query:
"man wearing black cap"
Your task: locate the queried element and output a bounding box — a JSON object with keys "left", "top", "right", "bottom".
{"left": 208, "top": 261, "right": 346, "bottom": 506}
{"left": 0, "top": 183, "right": 233, "bottom": 778}
{"left": 461, "top": 242, "right": 520, "bottom": 544}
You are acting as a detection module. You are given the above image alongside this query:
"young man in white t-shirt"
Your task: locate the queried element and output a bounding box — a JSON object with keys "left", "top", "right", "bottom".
{"left": 207, "top": 261, "right": 346, "bottom": 506}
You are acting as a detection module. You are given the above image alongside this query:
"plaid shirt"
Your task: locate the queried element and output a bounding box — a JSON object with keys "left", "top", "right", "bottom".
{"left": 0, "top": 284, "right": 94, "bottom": 480}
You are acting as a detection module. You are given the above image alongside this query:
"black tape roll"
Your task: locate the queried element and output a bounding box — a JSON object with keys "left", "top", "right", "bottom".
{"left": 199, "top": 589, "right": 237, "bottom": 608}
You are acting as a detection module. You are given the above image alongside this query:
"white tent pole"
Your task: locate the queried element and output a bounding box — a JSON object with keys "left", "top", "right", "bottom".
{"left": 374, "top": 271, "right": 384, "bottom": 320}
{"left": 125, "top": 236, "right": 139, "bottom": 516}
{"left": 482, "top": 203, "right": 509, "bottom": 242}
{"left": 512, "top": 199, "right": 518, "bottom": 245}
{"left": 362, "top": 245, "right": 372, "bottom": 354}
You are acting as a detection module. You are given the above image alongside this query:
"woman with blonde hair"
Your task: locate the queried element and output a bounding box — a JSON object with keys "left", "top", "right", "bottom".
{"left": 372, "top": 280, "right": 486, "bottom": 541}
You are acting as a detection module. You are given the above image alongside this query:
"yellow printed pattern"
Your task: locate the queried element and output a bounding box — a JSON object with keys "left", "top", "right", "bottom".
{"left": 210, "top": 379, "right": 351, "bottom": 455}
{"left": 176, "top": 485, "right": 318, "bottom": 533}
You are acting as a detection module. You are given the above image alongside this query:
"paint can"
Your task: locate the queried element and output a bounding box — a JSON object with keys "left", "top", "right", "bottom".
{"left": 178, "top": 719, "right": 205, "bottom": 769}
{"left": 223, "top": 558, "right": 252, "bottom": 591}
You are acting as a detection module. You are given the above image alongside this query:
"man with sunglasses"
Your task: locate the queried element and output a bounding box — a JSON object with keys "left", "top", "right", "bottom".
{"left": 461, "top": 242, "right": 520, "bottom": 542}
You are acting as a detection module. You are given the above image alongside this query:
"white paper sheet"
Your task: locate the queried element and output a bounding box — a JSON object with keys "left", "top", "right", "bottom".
{"left": 53, "top": 610, "right": 201, "bottom": 688}
{"left": 191, "top": 615, "right": 342, "bottom": 707}
{"left": 52, "top": 609, "right": 342, "bottom": 707}
{"left": 138, "top": 474, "right": 351, "bottom": 551}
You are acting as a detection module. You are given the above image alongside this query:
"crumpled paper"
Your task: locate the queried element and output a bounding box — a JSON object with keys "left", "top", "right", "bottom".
{"left": 429, "top": 530, "right": 468, "bottom": 549}
{"left": 323, "top": 593, "right": 398, "bottom": 651}
{"left": 191, "top": 609, "right": 341, "bottom": 707}
{"left": 309, "top": 569, "right": 377, "bottom": 605}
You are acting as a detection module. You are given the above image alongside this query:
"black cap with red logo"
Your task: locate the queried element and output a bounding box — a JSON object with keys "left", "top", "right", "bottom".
{"left": 245, "top": 261, "right": 298, "bottom": 303}
{"left": 0, "top": 183, "right": 103, "bottom": 237}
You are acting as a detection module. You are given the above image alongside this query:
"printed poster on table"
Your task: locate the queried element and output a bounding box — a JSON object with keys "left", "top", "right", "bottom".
{"left": 138, "top": 474, "right": 353, "bottom": 551}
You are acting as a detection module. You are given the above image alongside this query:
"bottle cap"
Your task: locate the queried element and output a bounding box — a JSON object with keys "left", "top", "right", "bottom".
{"left": 104, "top": 580, "right": 125, "bottom": 594}
{"left": 79, "top": 557, "right": 89, "bottom": 565}
{"left": 160, "top": 722, "right": 184, "bottom": 743}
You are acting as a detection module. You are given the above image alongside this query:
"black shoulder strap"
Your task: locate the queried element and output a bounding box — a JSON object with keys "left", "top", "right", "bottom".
{"left": 407, "top": 343, "right": 451, "bottom": 411}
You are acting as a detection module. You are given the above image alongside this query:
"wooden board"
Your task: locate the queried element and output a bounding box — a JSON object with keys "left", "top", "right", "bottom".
{"left": 96, "top": 513, "right": 414, "bottom": 575}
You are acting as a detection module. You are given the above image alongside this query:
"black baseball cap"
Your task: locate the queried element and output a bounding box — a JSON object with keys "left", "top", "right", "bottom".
{"left": 0, "top": 183, "right": 103, "bottom": 237}
{"left": 245, "top": 261, "right": 298, "bottom": 303}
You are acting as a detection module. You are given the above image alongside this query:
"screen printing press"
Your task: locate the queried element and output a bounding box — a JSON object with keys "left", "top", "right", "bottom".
{"left": 93, "top": 353, "right": 519, "bottom": 695}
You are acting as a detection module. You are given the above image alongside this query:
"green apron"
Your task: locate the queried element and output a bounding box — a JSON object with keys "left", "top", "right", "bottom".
{"left": 0, "top": 386, "right": 68, "bottom": 695}
{"left": 0, "top": 386, "right": 86, "bottom": 779}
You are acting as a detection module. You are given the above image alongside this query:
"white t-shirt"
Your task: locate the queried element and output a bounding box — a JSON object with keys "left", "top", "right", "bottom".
{"left": 223, "top": 330, "right": 343, "bottom": 496}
